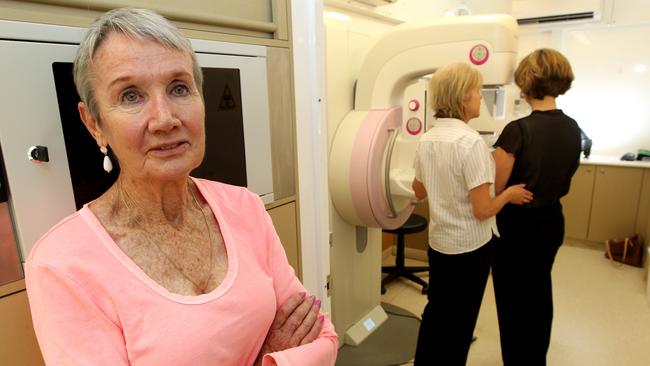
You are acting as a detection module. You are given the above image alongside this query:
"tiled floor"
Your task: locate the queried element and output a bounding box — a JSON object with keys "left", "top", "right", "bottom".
{"left": 381, "top": 243, "right": 650, "bottom": 366}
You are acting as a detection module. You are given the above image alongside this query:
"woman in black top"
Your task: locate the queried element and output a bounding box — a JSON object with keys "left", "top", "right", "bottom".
{"left": 492, "top": 48, "right": 581, "bottom": 365}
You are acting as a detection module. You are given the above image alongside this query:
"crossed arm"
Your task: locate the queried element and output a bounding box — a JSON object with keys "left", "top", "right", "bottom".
{"left": 254, "top": 292, "right": 325, "bottom": 366}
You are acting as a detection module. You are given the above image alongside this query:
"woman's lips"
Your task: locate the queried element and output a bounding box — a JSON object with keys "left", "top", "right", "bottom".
{"left": 157, "top": 142, "right": 181, "bottom": 150}
{"left": 148, "top": 141, "right": 189, "bottom": 157}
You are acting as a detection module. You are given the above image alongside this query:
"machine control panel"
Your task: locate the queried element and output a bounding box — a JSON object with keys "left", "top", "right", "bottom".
{"left": 402, "top": 77, "right": 430, "bottom": 137}
{"left": 405, "top": 117, "right": 422, "bottom": 135}
{"left": 408, "top": 99, "right": 420, "bottom": 111}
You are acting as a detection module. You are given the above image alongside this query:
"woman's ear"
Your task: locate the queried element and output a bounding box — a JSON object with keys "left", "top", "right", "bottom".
{"left": 78, "top": 101, "right": 106, "bottom": 147}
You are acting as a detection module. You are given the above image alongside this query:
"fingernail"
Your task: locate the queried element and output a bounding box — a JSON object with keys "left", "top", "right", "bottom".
{"left": 298, "top": 291, "right": 306, "bottom": 299}
{"left": 315, "top": 299, "right": 322, "bottom": 307}
{"left": 309, "top": 295, "right": 316, "bottom": 300}
{"left": 318, "top": 314, "right": 325, "bottom": 322}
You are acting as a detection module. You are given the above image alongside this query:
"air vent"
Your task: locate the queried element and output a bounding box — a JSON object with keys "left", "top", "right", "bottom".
{"left": 351, "top": 0, "right": 398, "bottom": 6}
{"left": 517, "top": 11, "right": 597, "bottom": 25}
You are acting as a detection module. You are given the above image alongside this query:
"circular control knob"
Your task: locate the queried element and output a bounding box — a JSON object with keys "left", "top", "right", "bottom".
{"left": 405, "top": 117, "right": 423, "bottom": 135}
{"left": 408, "top": 99, "right": 420, "bottom": 111}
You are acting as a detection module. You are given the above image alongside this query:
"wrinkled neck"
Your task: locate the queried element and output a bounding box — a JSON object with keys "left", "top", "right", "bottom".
{"left": 114, "top": 176, "right": 195, "bottom": 227}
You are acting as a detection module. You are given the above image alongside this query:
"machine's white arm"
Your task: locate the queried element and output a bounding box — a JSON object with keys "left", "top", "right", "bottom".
{"left": 354, "top": 14, "right": 518, "bottom": 110}
{"left": 330, "top": 14, "right": 518, "bottom": 230}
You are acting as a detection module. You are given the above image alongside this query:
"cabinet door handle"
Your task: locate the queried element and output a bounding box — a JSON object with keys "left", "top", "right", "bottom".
{"left": 585, "top": 168, "right": 593, "bottom": 173}
{"left": 599, "top": 169, "right": 605, "bottom": 174}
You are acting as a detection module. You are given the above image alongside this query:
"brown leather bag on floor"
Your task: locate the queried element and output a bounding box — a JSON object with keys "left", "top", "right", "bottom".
{"left": 605, "top": 235, "right": 644, "bottom": 268}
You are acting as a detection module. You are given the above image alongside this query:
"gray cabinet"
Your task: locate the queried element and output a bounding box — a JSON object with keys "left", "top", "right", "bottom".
{"left": 1, "top": 0, "right": 290, "bottom": 43}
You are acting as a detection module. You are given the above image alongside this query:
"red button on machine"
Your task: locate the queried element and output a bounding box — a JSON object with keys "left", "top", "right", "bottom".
{"left": 408, "top": 99, "right": 420, "bottom": 111}
{"left": 405, "top": 117, "right": 422, "bottom": 135}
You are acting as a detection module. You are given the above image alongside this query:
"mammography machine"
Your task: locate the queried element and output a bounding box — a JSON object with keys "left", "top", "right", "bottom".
{"left": 328, "top": 14, "right": 518, "bottom": 345}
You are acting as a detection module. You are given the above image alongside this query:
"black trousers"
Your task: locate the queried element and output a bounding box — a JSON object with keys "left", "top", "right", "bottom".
{"left": 492, "top": 204, "right": 564, "bottom": 366}
{"left": 414, "top": 238, "right": 494, "bottom": 366}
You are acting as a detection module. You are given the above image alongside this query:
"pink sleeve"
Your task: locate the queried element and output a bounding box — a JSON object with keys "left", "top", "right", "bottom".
{"left": 257, "top": 203, "right": 338, "bottom": 366}
{"left": 25, "top": 261, "right": 129, "bottom": 365}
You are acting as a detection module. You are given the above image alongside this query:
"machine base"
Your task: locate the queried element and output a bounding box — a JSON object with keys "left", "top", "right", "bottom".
{"left": 344, "top": 304, "right": 389, "bottom": 346}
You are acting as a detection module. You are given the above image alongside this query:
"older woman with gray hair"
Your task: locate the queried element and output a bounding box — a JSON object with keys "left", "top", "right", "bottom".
{"left": 411, "top": 62, "right": 532, "bottom": 365}
{"left": 25, "top": 8, "right": 337, "bottom": 366}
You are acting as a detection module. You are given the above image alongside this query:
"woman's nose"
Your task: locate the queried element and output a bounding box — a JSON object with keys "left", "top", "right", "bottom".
{"left": 148, "top": 93, "right": 180, "bottom": 131}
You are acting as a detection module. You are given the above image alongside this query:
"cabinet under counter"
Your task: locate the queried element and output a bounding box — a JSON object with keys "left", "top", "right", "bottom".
{"left": 562, "top": 161, "right": 650, "bottom": 245}
{"left": 0, "top": 280, "right": 44, "bottom": 365}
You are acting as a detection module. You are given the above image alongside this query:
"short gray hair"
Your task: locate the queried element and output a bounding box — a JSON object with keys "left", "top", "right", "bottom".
{"left": 73, "top": 8, "right": 203, "bottom": 121}
{"left": 428, "top": 62, "right": 483, "bottom": 121}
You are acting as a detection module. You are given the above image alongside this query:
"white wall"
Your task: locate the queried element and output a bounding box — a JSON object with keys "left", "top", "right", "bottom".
{"left": 291, "top": 0, "right": 331, "bottom": 311}
{"left": 560, "top": 23, "right": 650, "bottom": 156}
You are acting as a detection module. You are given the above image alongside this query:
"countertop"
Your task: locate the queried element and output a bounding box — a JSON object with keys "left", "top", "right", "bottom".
{"left": 581, "top": 155, "right": 650, "bottom": 168}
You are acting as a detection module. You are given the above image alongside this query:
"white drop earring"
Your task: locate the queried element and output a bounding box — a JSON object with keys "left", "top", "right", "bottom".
{"left": 100, "top": 146, "right": 113, "bottom": 173}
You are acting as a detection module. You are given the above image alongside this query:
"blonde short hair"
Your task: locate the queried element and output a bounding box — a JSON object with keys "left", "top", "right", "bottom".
{"left": 515, "top": 48, "right": 574, "bottom": 99}
{"left": 428, "top": 62, "right": 483, "bottom": 120}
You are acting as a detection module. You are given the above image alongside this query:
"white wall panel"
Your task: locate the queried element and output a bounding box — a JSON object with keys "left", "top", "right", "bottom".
{"left": 560, "top": 24, "right": 650, "bottom": 156}
{"left": 291, "top": 0, "right": 331, "bottom": 310}
{"left": 611, "top": 0, "right": 650, "bottom": 24}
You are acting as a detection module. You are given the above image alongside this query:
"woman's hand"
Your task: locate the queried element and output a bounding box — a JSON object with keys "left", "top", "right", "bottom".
{"left": 412, "top": 178, "right": 427, "bottom": 200}
{"left": 254, "top": 292, "right": 324, "bottom": 365}
{"left": 505, "top": 183, "right": 533, "bottom": 205}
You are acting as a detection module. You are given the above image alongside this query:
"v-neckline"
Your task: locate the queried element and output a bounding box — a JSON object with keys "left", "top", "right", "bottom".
{"left": 79, "top": 178, "right": 239, "bottom": 304}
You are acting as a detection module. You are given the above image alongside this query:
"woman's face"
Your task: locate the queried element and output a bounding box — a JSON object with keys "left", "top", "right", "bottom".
{"left": 462, "top": 87, "right": 482, "bottom": 122}
{"left": 79, "top": 33, "right": 205, "bottom": 183}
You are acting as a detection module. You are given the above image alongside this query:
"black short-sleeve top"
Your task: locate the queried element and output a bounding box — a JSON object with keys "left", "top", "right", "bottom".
{"left": 494, "top": 109, "right": 581, "bottom": 207}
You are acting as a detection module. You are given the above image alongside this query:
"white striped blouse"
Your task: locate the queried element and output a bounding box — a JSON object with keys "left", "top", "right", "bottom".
{"left": 414, "top": 118, "right": 499, "bottom": 254}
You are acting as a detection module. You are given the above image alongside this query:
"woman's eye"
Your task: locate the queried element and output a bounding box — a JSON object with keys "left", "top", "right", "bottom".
{"left": 172, "top": 84, "right": 190, "bottom": 96}
{"left": 120, "top": 90, "right": 141, "bottom": 104}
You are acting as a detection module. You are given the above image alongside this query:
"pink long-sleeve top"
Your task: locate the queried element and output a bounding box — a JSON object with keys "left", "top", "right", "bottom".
{"left": 25, "top": 178, "right": 338, "bottom": 365}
